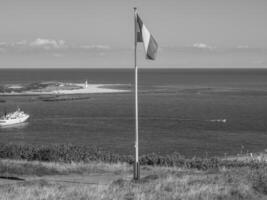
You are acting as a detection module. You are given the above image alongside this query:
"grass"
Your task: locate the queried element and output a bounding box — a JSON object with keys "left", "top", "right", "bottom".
{"left": 0, "top": 144, "right": 266, "bottom": 199}
{"left": 0, "top": 159, "right": 266, "bottom": 200}
{"left": 0, "top": 159, "right": 130, "bottom": 176}
{"left": 1, "top": 143, "right": 266, "bottom": 170}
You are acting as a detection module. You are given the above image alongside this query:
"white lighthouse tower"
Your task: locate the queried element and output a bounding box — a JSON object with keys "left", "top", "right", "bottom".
{"left": 85, "top": 80, "right": 88, "bottom": 88}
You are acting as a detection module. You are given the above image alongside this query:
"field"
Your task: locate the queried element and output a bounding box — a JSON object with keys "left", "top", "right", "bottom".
{"left": 0, "top": 159, "right": 267, "bottom": 200}
{"left": 0, "top": 144, "right": 266, "bottom": 200}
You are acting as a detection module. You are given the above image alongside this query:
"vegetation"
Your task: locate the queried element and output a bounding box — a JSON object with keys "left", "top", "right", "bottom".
{"left": 0, "top": 82, "right": 45, "bottom": 93}
{"left": 0, "top": 143, "right": 266, "bottom": 199}
{"left": 0, "top": 158, "right": 266, "bottom": 200}
{"left": 39, "top": 95, "right": 91, "bottom": 102}
{"left": 0, "top": 143, "right": 266, "bottom": 171}
{"left": 0, "top": 159, "right": 129, "bottom": 176}
{"left": 0, "top": 82, "right": 84, "bottom": 94}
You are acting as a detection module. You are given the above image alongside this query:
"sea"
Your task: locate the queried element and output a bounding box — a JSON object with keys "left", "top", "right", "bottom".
{"left": 0, "top": 68, "right": 267, "bottom": 157}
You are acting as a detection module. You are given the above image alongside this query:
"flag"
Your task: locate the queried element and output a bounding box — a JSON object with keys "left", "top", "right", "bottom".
{"left": 136, "top": 13, "right": 158, "bottom": 60}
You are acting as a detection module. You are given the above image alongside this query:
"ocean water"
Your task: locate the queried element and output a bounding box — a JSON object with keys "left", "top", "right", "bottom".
{"left": 0, "top": 68, "right": 267, "bottom": 157}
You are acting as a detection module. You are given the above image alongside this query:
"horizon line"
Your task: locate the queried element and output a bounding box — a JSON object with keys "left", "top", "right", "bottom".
{"left": 0, "top": 67, "right": 267, "bottom": 70}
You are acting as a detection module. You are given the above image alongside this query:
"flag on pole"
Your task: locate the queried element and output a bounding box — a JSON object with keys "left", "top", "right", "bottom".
{"left": 136, "top": 13, "right": 158, "bottom": 60}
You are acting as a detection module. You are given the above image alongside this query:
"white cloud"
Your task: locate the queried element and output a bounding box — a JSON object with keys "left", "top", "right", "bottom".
{"left": 80, "top": 44, "right": 110, "bottom": 50}
{"left": 0, "top": 42, "right": 7, "bottom": 53}
{"left": 30, "top": 38, "right": 66, "bottom": 49}
{"left": 16, "top": 40, "right": 27, "bottom": 45}
{"left": 237, "top": 45, "right": 249, "bottom": 49}
{"left": 193, "top": 43, "right": 214, "bottom": 49}
{"left": 52, "top": 53, "right": 64, "bottom": 57}
{"left": 252, "top": 59, "right": 265, "bottom": 65}
{"left": 0, "top": 39, "right": 112, "bottom": 55}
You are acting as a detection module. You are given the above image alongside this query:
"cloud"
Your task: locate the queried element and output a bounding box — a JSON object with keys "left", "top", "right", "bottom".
{"left": 237, "top": 45, "right": 249, "bottom": 49}
{"left": 30, "top": 38, "right": 66, "bottom": 49}
{"left": 80, "top": 44, "right": 111, "bottom": 50}
{"left": 52, "top": 53, "right": 64, "bottom": 57}
{"left": 16, "top": 40, "right": 27, "bottom": 45}
{"left": 0, "top": 42, "right": 7, "bottom": 53}
{"left": 192, "top": 43, "right": 214, "bottom": 49}
{"left": 252, "top": 59, "right": 265, "bottom": 65}
{"left": 0, "top": 42, "right": 7, "bottom": 46}
{"left": 0, "top": 38, "right": 68, "bottom": 51}
{"left": 0, "top": 39, "right": 112, "bottom": 56}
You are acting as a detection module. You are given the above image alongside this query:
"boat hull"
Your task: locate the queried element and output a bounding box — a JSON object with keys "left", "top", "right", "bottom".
{"left": 0, "top": 115, "right": 29, "bottom": 127}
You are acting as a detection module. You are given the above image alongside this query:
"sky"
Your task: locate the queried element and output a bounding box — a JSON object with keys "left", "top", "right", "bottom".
{"left": 0, "top": 0, "right": 267, "bottom": 68}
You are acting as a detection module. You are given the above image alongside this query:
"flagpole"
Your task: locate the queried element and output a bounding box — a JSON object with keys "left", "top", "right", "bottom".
{"left": 133, "top": 7, "right": 140, "bottom": 180}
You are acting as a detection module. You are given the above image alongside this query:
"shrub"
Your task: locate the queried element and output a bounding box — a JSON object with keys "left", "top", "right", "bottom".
{"left": 0, "top": 143, "right": 266, "bottom": 170}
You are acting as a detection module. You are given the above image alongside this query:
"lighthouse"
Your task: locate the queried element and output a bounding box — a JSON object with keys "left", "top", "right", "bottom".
{"left": 85, "top": 80, "right": 88, "bottom": 88}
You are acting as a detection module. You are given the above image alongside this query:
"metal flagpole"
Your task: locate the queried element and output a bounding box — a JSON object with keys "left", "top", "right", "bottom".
{"left": 133, "top": 7, "right": 140, "bottom": 180}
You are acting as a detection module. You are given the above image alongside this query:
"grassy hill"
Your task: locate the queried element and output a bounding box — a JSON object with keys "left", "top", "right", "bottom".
{"left": 0, "top": 144, "right": 266, "bottom": 200}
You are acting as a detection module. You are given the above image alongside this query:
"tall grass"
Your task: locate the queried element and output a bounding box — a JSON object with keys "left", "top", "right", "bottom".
{"left": 0, "top": 143, "right": 266, "bottom": 170}
{"left": 0, "top": 164, "right": 266, "bottom": 200}
{"left": 249, "top": 167, "right": 267, "bottom": 194}
{"left": 0, "top": 159, "right": 130, "bottom": 176}
{"left": 0, "top": 145, "right": 266, "bottom": 200}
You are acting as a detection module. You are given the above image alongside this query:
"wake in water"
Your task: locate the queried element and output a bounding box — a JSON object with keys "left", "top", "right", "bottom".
{"left": 0, "top": 122, "right": 29, "bottom": 129}
{"left": 32, "top": 117, "right": 228, "bottom": 123}
{"left": 208, "top": 119, "right": 227, "bottom": 123}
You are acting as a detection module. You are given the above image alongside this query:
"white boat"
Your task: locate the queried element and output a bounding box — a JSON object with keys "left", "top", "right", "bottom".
{"left": 0, "top": 108, "right": 29, "bottom": 127}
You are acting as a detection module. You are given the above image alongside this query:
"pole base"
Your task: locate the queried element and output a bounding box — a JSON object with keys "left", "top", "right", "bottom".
{"left": 133, "top": 162, "right": 140, "bottom": 180}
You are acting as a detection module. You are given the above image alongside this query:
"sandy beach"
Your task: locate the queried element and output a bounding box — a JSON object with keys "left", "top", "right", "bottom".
{"left": 52, "top": 84, "right": 129, "bottom": 94}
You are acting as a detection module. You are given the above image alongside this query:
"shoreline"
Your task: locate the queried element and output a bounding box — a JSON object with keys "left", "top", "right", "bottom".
{"left": 0, "top": 82, "right": 130, "bottom": 96}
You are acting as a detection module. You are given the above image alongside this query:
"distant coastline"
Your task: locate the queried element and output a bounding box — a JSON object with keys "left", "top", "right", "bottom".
{"left": 0, "top": 81, "right": 129, "bottom": 96}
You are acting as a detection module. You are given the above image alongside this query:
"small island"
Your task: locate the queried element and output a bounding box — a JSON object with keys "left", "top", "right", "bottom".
{"left": 0, "top": 81, "right": 129, "bottom": 96}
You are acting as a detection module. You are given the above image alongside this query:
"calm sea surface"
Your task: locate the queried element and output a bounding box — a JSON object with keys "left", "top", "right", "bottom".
{"left": 0, "top": 68, "right": 267, "bottom": 157}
